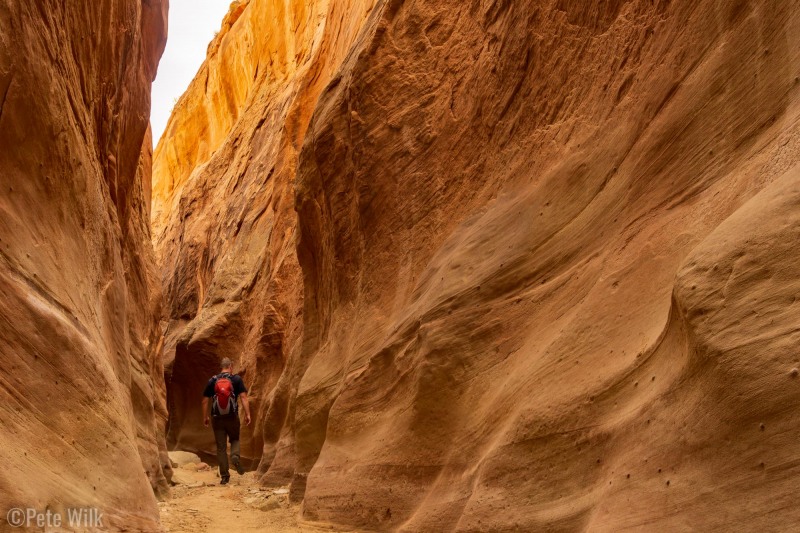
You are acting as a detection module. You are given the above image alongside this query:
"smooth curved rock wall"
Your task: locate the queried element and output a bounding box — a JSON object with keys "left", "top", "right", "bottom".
{"left": 0, "top": 1, "right": 169, "bottom": 529}
{"left": 155, "top": 0, "right": 800, "bottom": 530}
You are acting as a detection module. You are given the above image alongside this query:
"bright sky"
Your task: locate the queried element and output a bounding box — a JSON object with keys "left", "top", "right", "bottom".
{"left": 150, "top": 0, "right": 232, "bottom": 146}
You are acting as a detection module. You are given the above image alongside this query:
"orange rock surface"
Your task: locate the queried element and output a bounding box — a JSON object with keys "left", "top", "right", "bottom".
{"left": 154, "top": 0, "right": 800, "bottom": 531}
{"left": 0, "top": 1, "right": 170, "bottom": 530}
{"left": 153, "top": 0, "right": 376, "bottom": 469}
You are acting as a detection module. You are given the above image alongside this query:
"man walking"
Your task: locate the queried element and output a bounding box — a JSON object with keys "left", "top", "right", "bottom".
{"left": 202, "top": 357, "right": 252, "bottom": 485}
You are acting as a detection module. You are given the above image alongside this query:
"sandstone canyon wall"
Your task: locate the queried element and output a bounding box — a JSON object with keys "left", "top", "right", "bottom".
{"left": 154, "top": 0, "right": 800, "bottom": 531}
{"left": 0, "top": 1, "right": 169, "bottom": 530}
{"left": 153, "top": 0, "right": 377, "bottom": 467}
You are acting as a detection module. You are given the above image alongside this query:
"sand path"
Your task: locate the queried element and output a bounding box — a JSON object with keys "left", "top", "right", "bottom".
{"left": 159, "top": 464, "right": 349, "bottom": 533}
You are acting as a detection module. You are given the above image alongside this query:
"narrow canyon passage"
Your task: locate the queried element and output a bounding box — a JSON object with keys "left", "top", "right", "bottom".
{"left": 3, "top": 1, "right": 800, "bottom": 532}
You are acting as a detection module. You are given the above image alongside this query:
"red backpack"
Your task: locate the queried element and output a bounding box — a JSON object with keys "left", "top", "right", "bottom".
{"left": 212, "top": 373, "right": 236, "bottom": 417}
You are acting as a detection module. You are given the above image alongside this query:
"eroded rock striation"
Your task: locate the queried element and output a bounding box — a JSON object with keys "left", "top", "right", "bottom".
{"left": 0, "top": 1, "right": 169, "bottom": 530}
{"left": 155, "top": 0, "right": 800, "bottom": 530}
{"left": 153, "top": 0, "right": 377, "bottom": 469}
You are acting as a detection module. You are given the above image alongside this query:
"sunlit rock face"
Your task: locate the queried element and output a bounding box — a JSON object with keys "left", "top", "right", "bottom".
{"left": 152, "top": 0, "right": 377, "bottom": 468}
{"left": 155, "top": 0, "right": 800, "bottom": 530}
{"left": 0, "top": 0, "right": 169, "bottom": 530}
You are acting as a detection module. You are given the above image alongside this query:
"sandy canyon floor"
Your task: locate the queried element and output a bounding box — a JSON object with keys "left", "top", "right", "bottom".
{"left": 160, "top": 462, "right": 351, "bottom": 533}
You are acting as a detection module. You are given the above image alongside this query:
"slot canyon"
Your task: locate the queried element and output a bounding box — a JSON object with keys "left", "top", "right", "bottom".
{"left": 2, "top": 0, "right": 800, "bottom": 531}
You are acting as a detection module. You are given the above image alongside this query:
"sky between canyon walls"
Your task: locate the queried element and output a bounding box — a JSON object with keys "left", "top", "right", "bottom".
{"left": 151, "top": 0, "right": 231, "bottom": 144}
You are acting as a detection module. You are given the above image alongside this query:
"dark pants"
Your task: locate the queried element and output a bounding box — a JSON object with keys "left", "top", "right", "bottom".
{"left": 211, "top": 415, "right": 240, "bottom": 478}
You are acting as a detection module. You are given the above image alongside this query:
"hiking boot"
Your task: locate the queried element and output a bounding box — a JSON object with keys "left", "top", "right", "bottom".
{"left": 233, "top": 459, "right": 245, "bottom": 475}
{"left": 220, "top": 475, "right": 230, "bottom": 485}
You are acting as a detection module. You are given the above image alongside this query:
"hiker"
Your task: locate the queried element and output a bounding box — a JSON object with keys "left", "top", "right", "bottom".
{"left": 202, "top": 357, "right": 252, "bottom": 485}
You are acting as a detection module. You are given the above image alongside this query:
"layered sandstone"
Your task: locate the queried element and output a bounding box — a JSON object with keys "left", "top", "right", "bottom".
{"left": 155, "top": 0, "right": 800, "bottom": 531}
{"left": 0, "top": 1, "right": 169, "bottom": 530}
{"left": 153, "top": 0, "right": 376, "bottom": 467}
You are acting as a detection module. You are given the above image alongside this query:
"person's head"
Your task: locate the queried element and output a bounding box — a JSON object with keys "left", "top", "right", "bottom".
{"left": 220, "top": 357, "right": 233, "bottom": 371}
